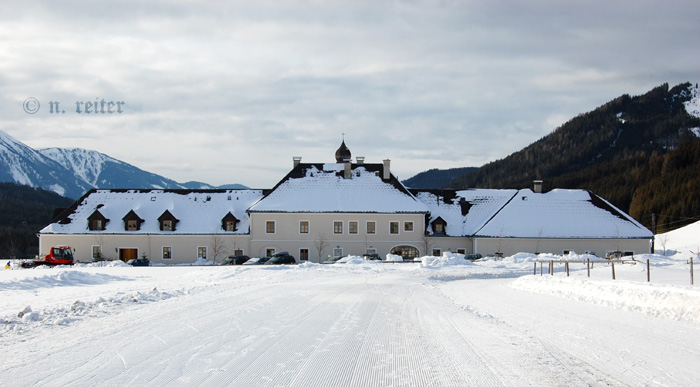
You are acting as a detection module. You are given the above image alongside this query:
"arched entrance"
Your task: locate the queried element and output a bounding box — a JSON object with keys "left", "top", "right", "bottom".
{"left": 390, "top": 245, "right": 419, "bottom": 259}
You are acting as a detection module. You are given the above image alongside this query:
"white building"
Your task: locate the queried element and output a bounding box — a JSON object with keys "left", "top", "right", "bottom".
{"left": 39, "top": 142, "right": 652, "bottom": 263}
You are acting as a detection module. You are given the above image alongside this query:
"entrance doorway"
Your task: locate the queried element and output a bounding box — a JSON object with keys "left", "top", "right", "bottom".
{"left": 119, "top": 248, "right": 138, "bottom": 262}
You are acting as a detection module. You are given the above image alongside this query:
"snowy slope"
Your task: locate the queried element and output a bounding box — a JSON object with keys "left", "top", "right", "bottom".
{"left": 2, "top": 255, "right": 700, "bottom": 386}
{"left": 683, "top": 83, "right": 700, "bottom": 118}
{"left": 0, "top": 131, "right": 91, "bottom": 197}
{"left": 0, "top": 130, "right": 230, "bottom": 198}
{"left": 655, "top": 219, "right": 700, "bottom": 259}
{"left": 39, "top": 147, "right": 216, "bottom": 192}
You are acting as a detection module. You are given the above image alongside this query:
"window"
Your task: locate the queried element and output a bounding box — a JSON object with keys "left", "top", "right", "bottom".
{"left": 266, "top": 221, "right": 275, "bottom": 234}
{"left": 123, "top": 210, "right": 144, "bottom": 231}
{"left": 404, "top": 222, "right": 414, "bottom": 232}
{"left": 432, "top": 248, "right": 441, "bottom": 257}
{"left": 390, "top": 222, "right": 399, "bottom": 234}
{"left": 367, "top": 221, "right": 376, "bottom": 234}
{"left": 333, "top": 247, "right": 343, "bottom": 256}
{"left": 391, "top": 245, "right": 419, "bottom": 259}
{"left": 158, "top": 210, "right": 178, "bottom": 231}
{"left": 300, "top": 221, "right": 309, "bottom": 234}
{"left": 349, "top": 221, "right": 358, "bottom": 234}
{"left": 92, "top": 245, "right": 102, "bottom": 259}
{"left": 221, "top": 212, "right": 239, "bottom": 232}
{"left": 299, "top": 249, "right": 309, "bottom": 261}
{"left": 334, "top": 221, "right": 343, "bottom": 234}
{"left": 163, "top": 246, "right": 172, "bottom": 259}
{"left": 197, "top": 246, "right": 207, "bottom": 259}
{"left": 457, "top": 248, "right": 466, "bottom": 255}
{"left": 433, "top": 223, "right": 444, "bottom": 233}
{"left": 88, "top": 209, "right": 108, "bottom": 231}
{"left": 266, "top": 248, "right": 276, "bottom": 257}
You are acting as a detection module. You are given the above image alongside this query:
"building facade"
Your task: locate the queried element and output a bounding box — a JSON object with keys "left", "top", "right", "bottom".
{"left": 39, "top": 142, "right": 653, "bottom": 263}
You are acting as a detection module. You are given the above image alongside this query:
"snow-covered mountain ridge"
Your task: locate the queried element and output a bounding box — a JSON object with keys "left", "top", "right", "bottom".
{"left": 0, "top": 130, "right": 242, "bottom": 198}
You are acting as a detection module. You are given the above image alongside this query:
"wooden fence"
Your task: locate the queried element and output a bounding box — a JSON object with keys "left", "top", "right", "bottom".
{"left": 532, "top": 258, "right": 695, "bottom": 285}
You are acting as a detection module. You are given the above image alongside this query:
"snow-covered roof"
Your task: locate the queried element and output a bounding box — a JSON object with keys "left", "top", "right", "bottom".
{"left": 248, "top": 163, "right": 429, "bottom": 213}
{"left": 42, "top": 189, "right": 263, "bottom": 234}
{"left": 414, "top": 189, "right": 517, "bottom": 236}
{"left": 474, "top": 189, "right": 652, "bottom": 239}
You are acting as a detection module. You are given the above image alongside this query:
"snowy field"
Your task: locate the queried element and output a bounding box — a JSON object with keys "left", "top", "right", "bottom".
{"left": 2, "top": 226, "right": 700, "bottom": 386}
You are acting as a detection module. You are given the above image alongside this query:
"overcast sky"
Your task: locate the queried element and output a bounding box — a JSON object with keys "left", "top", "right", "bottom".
{"left": 2, "top": 1, "right": 698, "bottom": 188}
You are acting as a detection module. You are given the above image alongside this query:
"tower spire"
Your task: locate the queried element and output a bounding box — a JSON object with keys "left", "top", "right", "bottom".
{"left": 335, "top": 137, "right": 351, "bottom": 163}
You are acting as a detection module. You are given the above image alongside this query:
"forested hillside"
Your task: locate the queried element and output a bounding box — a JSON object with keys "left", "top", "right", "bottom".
{"left": 403, "top": 167, "right": 476, "bottom": 189}
{"left": 444, "top": 82, "right": 700, "bottom": 232}
{"left": 0, "top": 183, "right": 73, "bottom": 259}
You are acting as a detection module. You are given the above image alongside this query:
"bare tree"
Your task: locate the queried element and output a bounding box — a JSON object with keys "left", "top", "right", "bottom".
{"left": 421, "top": 233, "right": 433, "bottom": 257}
{"left": 534, "top": 227, "right": 544, "bottom": 255}
{"left": 314, "top": 233, "right": 328, "bottom": 263}
{"left": 495, "top": 226, "right": 505, "bottom": 258}
{"left": 210, "top": 233, "right": 228, "bottom": 264}
{"left": 658, "top": 234, "right": 668, "bottom": 256}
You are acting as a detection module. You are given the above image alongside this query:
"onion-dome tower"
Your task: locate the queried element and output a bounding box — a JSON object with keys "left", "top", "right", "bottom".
{"left": 335, "top": 140, "right": 352, "bottom": 163}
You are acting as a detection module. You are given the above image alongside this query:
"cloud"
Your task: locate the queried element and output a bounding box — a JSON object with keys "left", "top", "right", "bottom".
{"left": 1, "top": 1, "right": 699, "bottom": 188}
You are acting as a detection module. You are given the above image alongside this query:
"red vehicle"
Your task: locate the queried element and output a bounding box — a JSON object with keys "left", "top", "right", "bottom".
{"left": 22, "top": 246, "right": 75, "bottom": 268}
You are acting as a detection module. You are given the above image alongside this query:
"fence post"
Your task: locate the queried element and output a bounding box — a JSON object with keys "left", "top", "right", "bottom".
{"left": 540, "top": 261, "right": 542, "bottom": 276}
{"left": 550, "top": 260, "right": 554, "bottom": 276}
{"left": 566, "top": 261, "right": 569, "bottom": 277}
{"left": 647, "top": 259, "right": 650, "bottom": 283}
{"left": 534, "top": 262, "right": 537, "bottom": 275}
{"left": 587, "top": 258, "right": 590, "bottom": 278}
{"left": 611, "top": 261, "right": 616, "bottom": 280}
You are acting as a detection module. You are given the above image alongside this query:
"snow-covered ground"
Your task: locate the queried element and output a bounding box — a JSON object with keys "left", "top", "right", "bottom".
{"left": 2, "top": 226, "right": 700, "bottom": 386}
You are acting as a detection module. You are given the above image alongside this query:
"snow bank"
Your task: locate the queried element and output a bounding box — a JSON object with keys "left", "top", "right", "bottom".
{"left": 2, "top": 287, "right": 185, "bottom": 334}
{"left": 385, "top": 254, "right": 403, "bottom": 262}
{"left": 421, "top": 252, "right": 472, "bottom": 268}
{"left": 1, "top": 271, "right": 130, "bottom": 291}
{"left": 655, "top": 219, "right": 700, "bottom": 260}
{"left": 337, "top": 255, "right": 366, "bottom": 264}
{"left": 511, "top": 275, "right": 700, "bottom": 323}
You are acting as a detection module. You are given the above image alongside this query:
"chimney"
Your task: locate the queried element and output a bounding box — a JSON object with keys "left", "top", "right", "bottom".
{"left": 344, "top": 159, "right": 352, "bottom": 179}
{"left": 356, "top": 156, "right": 365, "bottom": 165}
{"left": 533, "top": 180, "right": 543, "bottom": 193}
{"left": 293, "top": 156, "right": 302, "bottom": 168}
{"left": 383, "top": 159, "right": 391, "bottom": 180}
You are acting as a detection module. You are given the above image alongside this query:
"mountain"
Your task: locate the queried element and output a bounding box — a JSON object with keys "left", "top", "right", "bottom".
{"left": 402, "top": 167, "right": 477, "bottom": 189}
{"left": 0, "top": 131, "right": 93, "bottom": 198}
{"left": 0, "top": 130, "right": 245, "bottom": 198}
{"left": 440, "top": 82, "right": 700, "bottom": 232}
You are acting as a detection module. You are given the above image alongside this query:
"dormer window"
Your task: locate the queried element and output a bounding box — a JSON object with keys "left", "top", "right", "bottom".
{"left": 221, "top": 212, "right": 240, "bottom": 232}
{"left": 431, "top": 217, "right": 447, "bottom": 235}
{"left": 87, "top": 209, "right": 109, "bottom": 231}
{"left": 122, "top": 210, "right": 144, "bottom": 231}
{"left": 158, "top": 210, "right": 179, "bottom": 232}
